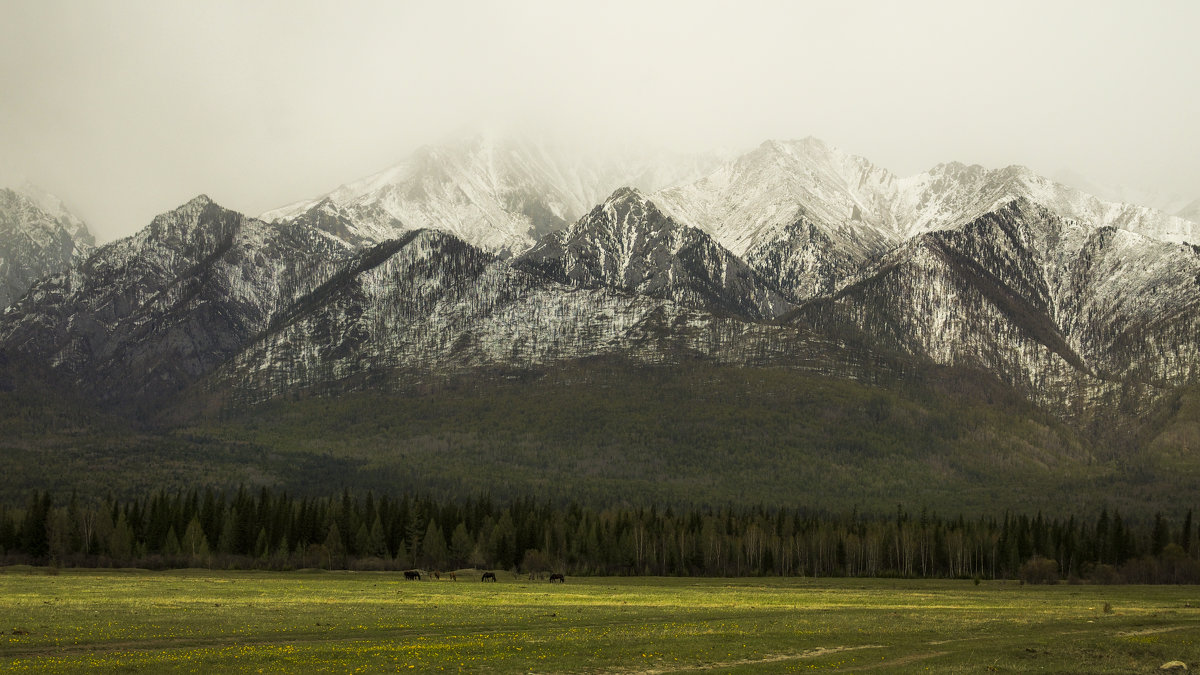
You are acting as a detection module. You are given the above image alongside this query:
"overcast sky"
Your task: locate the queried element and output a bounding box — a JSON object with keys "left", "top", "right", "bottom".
{"left": 2, "top": 0, "right": 1197, "bottom": 242}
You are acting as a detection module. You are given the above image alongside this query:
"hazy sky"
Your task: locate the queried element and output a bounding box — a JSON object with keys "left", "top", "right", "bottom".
{"left": 2, "top": 0, "right": 1198, "bottom": 242}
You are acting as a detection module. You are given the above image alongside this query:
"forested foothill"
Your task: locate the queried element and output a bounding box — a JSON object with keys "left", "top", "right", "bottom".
{"left": 5, "top": 363, "right": 1200, "bottom": 584}
{"left": 4, "top": 363, "right": 1200, "bottom": 517}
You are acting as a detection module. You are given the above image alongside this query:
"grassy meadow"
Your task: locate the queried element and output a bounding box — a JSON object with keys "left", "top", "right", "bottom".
{"left": 1, "top": 568, "right": 1198, "bottom": 673}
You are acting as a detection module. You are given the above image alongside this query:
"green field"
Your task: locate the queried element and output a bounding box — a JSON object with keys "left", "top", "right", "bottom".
{"left": 1, "top": 569, "right": 1198, "bottom": 673}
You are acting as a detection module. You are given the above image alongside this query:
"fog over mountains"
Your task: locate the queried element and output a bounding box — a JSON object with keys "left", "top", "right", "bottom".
{"left": 2, "top": 134, "right": 1199, "bottom": 422}
{"left": 0, "top": 184, "right": 94, "bottom": 309}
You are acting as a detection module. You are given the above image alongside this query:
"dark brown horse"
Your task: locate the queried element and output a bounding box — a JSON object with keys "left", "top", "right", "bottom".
{"left": 549, "top": 573, "right": 565, "bottom": 583}
{"left": 404, "top": 570, "right": 421, "bottom": 581}
{"left": 481, "top": 571, "right": 497, "bottom": 582}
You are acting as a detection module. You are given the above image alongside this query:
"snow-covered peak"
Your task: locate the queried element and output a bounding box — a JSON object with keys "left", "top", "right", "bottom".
{"left": 518, "top": 186, "right": 791, "bottom": 319}
{"left": 92, "top": 193, "right": 247, "bottom": 272}
{"left": 259, "top": 133, "right": 725, "bottom": 254}
{"left": 0, "top": 185, "right": 96, "bottom": 307}
{"left": 540, "top": 186, "right": 671, "bottom": 260}
{"left": 178, "top": 193, "right": 215, "bottom": 211}
{"left": 145, "top": 194, "right": 223, "bottom": 235}
{"left": 658, "top": 138, "right": 1200, "bottom": 258}
{"left": 569, "top": 186, "right": 654, "bottom": 229}
{"left": 0, "top": 185, "right": 94, "bottom": 256}
{"left": 14, "top": 181, "right": 94, "bottom": 246}
{"left": 654, "top": 137, "right": 901, "bottom": 257}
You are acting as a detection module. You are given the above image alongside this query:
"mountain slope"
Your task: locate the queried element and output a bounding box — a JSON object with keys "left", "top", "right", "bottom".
{"left": 1055, "top": 227, "right": 1200, "bottom": 386}
{"left": 0, "top": 186, "right": 94, "bottom": 308}
{"left": 791, "top": 198, "right": 1200, "bottom": 409}
{"left": 0, "top": 196, "right": 351, "bottom": 405}
{"left": 207, "top": 228, "right": 894, "bottom": 405}
{"left": 792, "top": 200, "right": 1082, "bottom": 401}
{"left": 516, "top": 187, "right": 792, "bottom": 320}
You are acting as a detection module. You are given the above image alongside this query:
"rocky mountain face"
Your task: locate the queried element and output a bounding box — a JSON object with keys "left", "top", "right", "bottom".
{"left": 260, "top": 134, "right": 723, "bottom": 254}
{"left": 0, "top": 185, "right": 94, "bottom": 309}
{"left": 215, "top": 226, "right": 886, "bottom": 404}
{"left": 791, "top": 198, "right": 1200, "bottom": 408}
{"left": 0, "top": 196, "right": 351, "bottom": 405}
{"left": 516, "top": 187, "right": 792, "bottom": 320}
{"left": 2, "top": 136, "right": 1198, "bottom": 420}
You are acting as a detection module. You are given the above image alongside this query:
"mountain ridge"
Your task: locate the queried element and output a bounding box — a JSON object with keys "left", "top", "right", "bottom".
{"left": 260, "top": 134, "right": 725, "bottom": 254}
{"left": 516, "top": 187, "right": 793, "bottom": 320}
{"left": 2, "top": 134, "right": 1196, "bottom": 423}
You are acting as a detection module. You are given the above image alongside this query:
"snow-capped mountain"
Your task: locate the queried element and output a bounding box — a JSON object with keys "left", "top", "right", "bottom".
{"left": 655, "top": 138, "right": 1200, "bottom": 301}
{"left": 261, "top": 134, "right": 723, "bottom": 254}
{"left": 0, "top": 195, "right": 351, "bottom": 404}
{"left": 893, "top": 161, "right": 1200, "bottom": 245}
{"left": 653, "top": 139, "right": 901, "bottom": 301}
{"left": 0, "top": 185, "right": 94, "bottom": 308}
{"left": 791, "top": 198, "right": 1200, "bottom": 407}
{"left": 1, "top": 134, "right": 1197, "bottom": 420}
{"left": 516, "top": 188, "right": 792, "bottom": 320}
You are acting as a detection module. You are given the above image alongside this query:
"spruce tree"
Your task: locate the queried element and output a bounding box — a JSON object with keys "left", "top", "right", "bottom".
{"left": 421, "top": 521, "right": 448, "bottom": 570}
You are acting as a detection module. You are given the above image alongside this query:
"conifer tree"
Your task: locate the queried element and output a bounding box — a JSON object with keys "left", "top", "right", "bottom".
{"left": 449, "top": 523, "right": 473, "bottom": 567}
{"left": 421, "top": 521, "right": 448, "bottom": 570}
{"left": 108, "top": 511, "right": 134, "bottom": 560}
{"left": 1180, "top": 510, "right": 1193, "bottom": 554}
{"left": 367, "top": 515, "right": 388, "bottom": 558}
{"left": 162, "top": 526, "right": 182, "bottom": 557}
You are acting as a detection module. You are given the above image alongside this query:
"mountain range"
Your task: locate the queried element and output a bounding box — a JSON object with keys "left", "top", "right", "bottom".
{"left": 2, "top": 134, "right": 1199, "bottom": 509}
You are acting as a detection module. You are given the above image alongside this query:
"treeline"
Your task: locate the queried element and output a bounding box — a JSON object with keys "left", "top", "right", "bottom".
{"left": 1, "top": 488, "right": 1198, "bottom": 583}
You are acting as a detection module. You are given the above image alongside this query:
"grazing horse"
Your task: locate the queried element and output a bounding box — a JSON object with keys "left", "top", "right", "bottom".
{"left": 433, "top": 571, "right": 440, "bottom": 580}
{"left": 404, "top": 570, "right": 421, "bottom": 581}
{"left": 549, "top": 573, "right": 565, "bottom": 583}
{"left": 448, "top": 572, "right": 457, "bottom": 581}
{"left": 481, "top": 571, "right": 497, "bottom": 582}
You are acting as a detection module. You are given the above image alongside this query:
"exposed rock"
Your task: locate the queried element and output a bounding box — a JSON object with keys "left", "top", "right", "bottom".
{"left": 516, "top": 187, "right": 793, "bottom": 320}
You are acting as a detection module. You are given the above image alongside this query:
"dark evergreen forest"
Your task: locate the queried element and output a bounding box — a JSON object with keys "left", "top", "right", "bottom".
{"left": 3, "top": 488, "right": 1198, "bottom": 584}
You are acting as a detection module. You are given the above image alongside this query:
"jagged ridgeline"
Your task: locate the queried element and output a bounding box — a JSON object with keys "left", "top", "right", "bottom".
{"left": 1, "top": 135, "right": 1199, "bottom": 512}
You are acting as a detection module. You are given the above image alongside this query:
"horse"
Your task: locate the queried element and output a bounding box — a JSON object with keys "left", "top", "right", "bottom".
{"left": 481, "top": 571, "right": 497, "bottom": 582}
{"left": 448, "top": 572, "right": 457, "bottom": 581}
{"left": 433, "top": 571, "right": 440, "bottom": 580}
{"left": 404, "top": 570, "right": 421, "bottom": 581}
{"left": 549, "top": 573, "right": 565, "bottom": 583}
